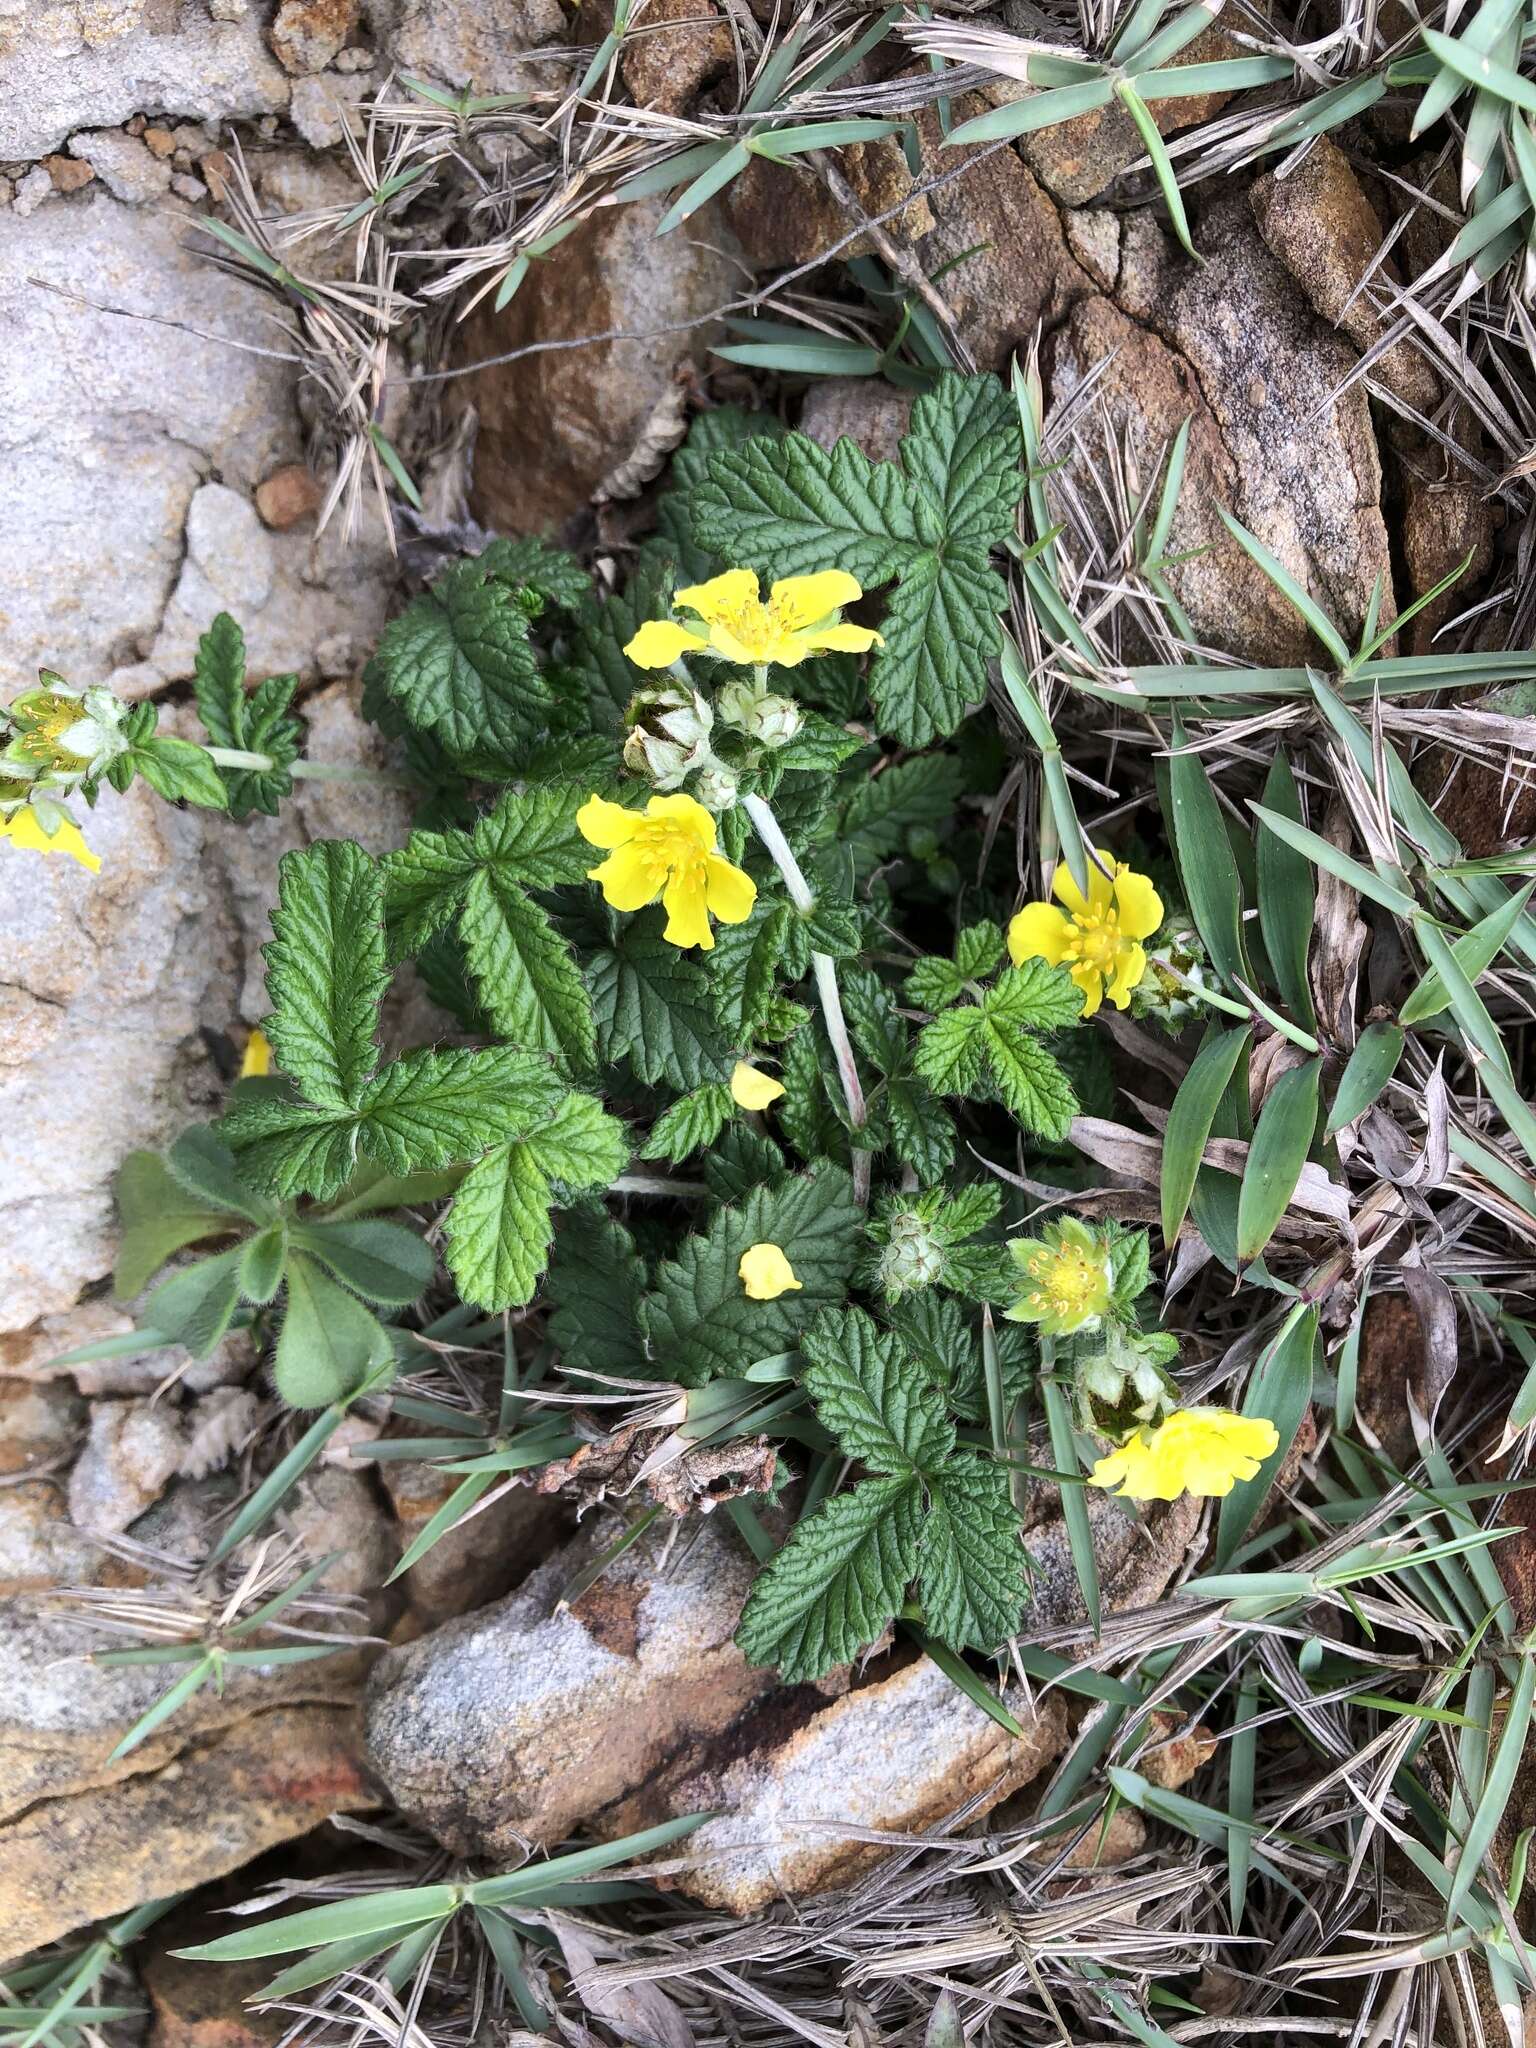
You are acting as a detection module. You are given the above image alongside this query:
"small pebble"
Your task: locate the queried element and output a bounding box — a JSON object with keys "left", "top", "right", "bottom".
{"left": 45, "top": 154, "right": 96, "bottom": 193}
{"left": 255, "top": 464, "right": 325, "bottom": 530}
{"left": 12, "top": 165, "right": 55, "bottom": 217}
{"left": 171, "top": 173, "right": 209, "bottom": 203}
{"left": 143, "top": 126, "right": 176, "bottom": 159}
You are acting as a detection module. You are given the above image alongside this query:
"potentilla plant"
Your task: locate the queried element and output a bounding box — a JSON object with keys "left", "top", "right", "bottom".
{"left": 19, "top": 373, "right": 1281, "bottom": 1702}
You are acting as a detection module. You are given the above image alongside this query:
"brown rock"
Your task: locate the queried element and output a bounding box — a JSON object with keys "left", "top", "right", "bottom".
{"left": 363, "top": 1511, "right": 779, "bottom": 1860}
{"left": 142, "top": 1903, "right": 287, "bottom": 2048}
{"left": 798, "top": 378, "right": 914, "bottom": 467}
{"left": 44, "top": 153, "right": 96, "bottom": 193}
{"left": 725, "top": 136, "right": 933, "bottom": 270}
{"left": 253, "top": 462, "right": 323, "bottom": 529}
{"left": 201, "top": 148, "right": 233, "bottom": 200}
{"left": 462, "top": 195, "right": 739, "bottom": 534}
{"left": 1140, "top": 1713, "right": 1218, "bottom": 1790}
{"left": 270, "top": 0, "right": 359, "bottom": 74}
{"left": 143, "top": 126, "right": 177, "bottom": 160}
{"left": 1400, "top": 471, "right": 1497, "bottom": 651}
{"left": 0, "top": 1705, "right": 375, "bottom": 1962}
{"left": 914, "top": 103, "right": 1088, "bottom": 373}
{"left": 621, "top": 0, "right": 734, "bottom": 116}
{"left": 608, "top": 1658, "right": 1070, "bottom": 1913}
{"left": 1250, "top": 136, "right": 1439, "bottom": 416}
{"left": 377, "top": 1456, "right": 568, "bottom": 1630}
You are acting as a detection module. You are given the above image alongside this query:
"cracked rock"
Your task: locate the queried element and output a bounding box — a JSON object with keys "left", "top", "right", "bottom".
{"left": 370, "top": 0, "right": 570, "bottom": 95}
{"left": 67, "top": 128, "right": 171, "bottom": 204}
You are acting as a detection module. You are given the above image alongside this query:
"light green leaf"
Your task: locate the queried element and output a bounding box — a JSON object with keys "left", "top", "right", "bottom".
{"left": 143, "top": 1250, "right": 242, "bottom": 1359}
{"left": 444, "top": 1141, "right": 554, "bottom": 1312}
{"left": 642, "top": 1084, "right": 733, "bottom": 1163}
{"left": 290, "top": 1218, "right": 435, "bottom": 1306}
{"left": 1215, "top": 1305, "right": 1317, "bottom": 1567}
{"left": 459, "top": 868, "right": 595, "bottom": 1062}
{"left": 113, "top": 1151, "right": 231, "bottom": 1299}
{"left": 1167, "top": 717, "right": 1248, "bottom": 989}
{"left": 1236, "top": 1058, "right": 1321, "bottom": 1264}
{"left": 357, "top": 1047, "right": 567, "bottom": 1172}
{"left": 264, "top": 840, "right": 388, "bottom": 1110}
{"left": 1255, "top": 753, "right": 1317, "bottom": 1029}
{"left": 1326, "top": 1021, "right": 1404, "bottom": 1134}
{"left": 275, "top": 1254, "right": 390, "bottom": 1407}
{"left": 1161, "top": 1027, "right": 1251, "bottom": 1245}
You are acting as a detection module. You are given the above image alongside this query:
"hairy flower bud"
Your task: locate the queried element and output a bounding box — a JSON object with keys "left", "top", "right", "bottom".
{"left": 694, "top": 763, "right": 740, "bottom": 812}
{"left": 874, "top": 1208, "right": 948, "bottom": 1298}
{"left": 716, "top": 675, "right": 803, "bottom": 749}
{"left": 621, "top": 684, "right": 715, "bottom": 790}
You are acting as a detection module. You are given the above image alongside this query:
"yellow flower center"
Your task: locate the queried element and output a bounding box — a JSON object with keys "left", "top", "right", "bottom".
{"left": 19, "top": 693, "right": 80, "bottom": 746}
{"left": 1066, "top": 908, "right": 1121, "bottom": 974}
{"left": 1023, "top": 1243, "right": 1105, "bottom": 1319}
{"left": 712, "top": 593, "right": 792, "bottom": 663}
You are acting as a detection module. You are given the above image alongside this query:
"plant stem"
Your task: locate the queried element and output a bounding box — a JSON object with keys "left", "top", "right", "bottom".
{"left": 203, "top": 746, "right": 414, "bottom": 790}
{"left": 741, "top": 790, "right": 870, "bottom": 1203}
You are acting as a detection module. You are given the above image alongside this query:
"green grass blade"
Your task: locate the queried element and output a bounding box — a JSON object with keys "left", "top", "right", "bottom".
{"left": 468, "top": 1813, "right": 711, "bottom": 1906}
{"left": 174, "top": 1886, "right": 461, "bottom": 1962}
{"left": 1326, "top": 1021, "right": 1404, "bottom": 1134}
{"left": 1255, "top": 754, "right": 1317, "bottom": 1029}
{"left": 1041, "top": 1367, "right": 1101, "bottom": 1634}
{"left": 1162, "top": 1026, "right": 1251, "bottom": 1246}
{"left": 1168, "top": 713, "right": 1250, "bottom": 987}
{"left": 1215, "top": 1305, "right": 1316, "bottom": 1568}
{"left": 1448, "top": 1656, "right": 1536, "bottom": 1925}
{"left": 1237, "top": 1057, "right": 1321, "bottom": 1265}
{"left": 1400, "top": 882, "right": 1536, "bottom": 1025}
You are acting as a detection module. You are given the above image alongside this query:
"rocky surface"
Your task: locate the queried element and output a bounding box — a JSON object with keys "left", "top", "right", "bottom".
{"left": 0, "top": 1702, "right": 374, "bottom": 1962}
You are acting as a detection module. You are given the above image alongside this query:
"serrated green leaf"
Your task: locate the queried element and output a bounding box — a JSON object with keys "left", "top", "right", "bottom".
{"left": 641, "top": 1162, "right": 860, "bottom": 1384}
{"left": 274, "top": 1254, "right": 389, "bottom": 1407}
{"left": 735, "top": 1473, "right": 924, "bottom": 1680}
{"left": 548, "top": 1204, "right": 650, "bottom": 1378}
{"left": 981, "top": 1017, "right": 1078, "bottom": 1137}
{"left": 844, "top": 755, "right": 967, "bottom": 867}
{"left": 218, "top": 1096, "right": 363, "bottom": 1203}
{"left": 802, "top": 1307, "right": 954, "bottom": 1473}
{"left": 919, "top": 1459, "right": 1027, "bottom": 1652}
{"left": 444, "top": 1141, "right": 555, "bottom": 1311}
{"left": 914, "top": 1005, "right": 988, "bottom": 1095}
{"left": 589, "top": 916, "right": 732, "bottom": 1089}
{"left": 372, "top": 558, "right": 551, "bottom": 765}
{"left": 702, "top": 1124, "right": 785, "bottom": 1203}
{"left": 984, "top": 959, "right": 1085, "bottom": 1032}
{"left": 357, "top": 1047, "right": 566, "bottom": 1173}
{"left": 380, "top": 833, "right": 479, "bottom": 958}
{"left": 264, "top": 841, "right": 388, "bottom": 1110}
{"left": 838, "top": 967, "right": 908, "bottom": 1074}
{"left": 885, "top": 1077, "right": 956, "bottom": 1179}
{"left": 906, "top": 956, "right": 970, "bottom": 1011}
{"left": 459, "top": 869, "right": 595, "bottom": 1062}
{"left": 642, "top": 1085, "right": 733, "bottom": 1163}
{"left": 956, "top": 920, "right": 1006, "bottom": 976}
{"left": 191, "top": 611, "right": 246, "bottom": 751}
{"left": 524, "top": 1089, "right": 628, "bottom": 1189}
{"left": 129, "top": 733, "right": 230, "bottom": 810}
{"left": 708, "top": 900, "right": 793, "bottom": 1042}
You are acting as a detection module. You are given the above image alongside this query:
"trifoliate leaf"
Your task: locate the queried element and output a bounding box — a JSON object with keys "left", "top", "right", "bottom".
{"left": 918, "top": 1458, "right": 1027, "bottom": 1652}
{"left": 264, "top": 841, "right": 388, "bottom": 1111}
{"left": 459, "top": 870, "right": 595, "bottom": 1063}
{"left": 692, "top": 372, "right": 1022, "bottom": 746}
{"left": 357, "top": 1047, "right": 567, "bottom": 1173}
{"left": 588, "top": 916, "right": 732, "bottom": 1091}
{"left": 548, "top": 1203, "right": 650, "bottom": 1379}
{"left": 524, "top": 1089, "right": 629, "bottom": 1189}
{"left": 904, "top": 955, "right": 970, "bottom": 1012}
{"left": 734, "top": 1473, "right": 924, "bottom": 1681}
{"left": 640, "top": 1161, "right": 859, "bottom": 1384}
{"left": 642, "top": 1085, "right": 733, "bottom": 1163}
{"left": 444, "top": 1140, "right": 554, "bottom": 1311}
{"left": 956, "top": 921, "right": 1006, "bottom": 978}
{"left": 913, "top": 1005, "right": 988, "bottom": 1096}
{"left": 801, "top": 1307, "right": 954, "bottom": 1474}
{"left": 372, "top": 556, "right": 551, "bottom": 766}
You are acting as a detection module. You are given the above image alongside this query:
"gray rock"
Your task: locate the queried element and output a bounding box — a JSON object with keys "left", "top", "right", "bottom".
{"left": 370, "top": 0, "right": 570, "bottom": 95}
{"left": 66, "top": 129, "right": 171, "bottom": 204}
{"left": 10, "top": 164, "right": 53, "bottom": 216}
{"left": 65, "top": 1388, "right": 258, "bottom": 1539}
{"left": 288, "top": 69, "right": 372, "bottom": 148}
{"left": 364, "top": 1512, "right": 777, "bottom": 1859}
{"left": 0, "top": 189, "right": 393, "bottom": 703}
{"left": 0, "top": 683, "right": 413, "bottom": 1342}
{"left": 799, "top": 380, "right": 914, "bottom": 468}
{"left": 0, "top": 3, "right": 291, "bottom": 161}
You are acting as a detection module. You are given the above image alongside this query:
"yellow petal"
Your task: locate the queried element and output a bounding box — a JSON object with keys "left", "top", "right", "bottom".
{"left": 703, "top": 619, "right": 770, "bottom": 666}
{"left": 590, "top": 844, "right": 663, "bottom": 913}
{"left": 577, "top": 793, "right": 643, "bottom": 850}
{"left": 645, "top": 792, "right": 717, "bottom": 852}
{"left": 624, "top": 619, "right": 708, "bottom": 668}
{"left": 739, "top": 1242, "right": 801, "bottom": 1300}
{"left": 661, "top": 863, "right": 714, "bottom": 950}
{"left": 241, "top": 1027, "right": 273, "bottom": 1079}
{"left": 1007, "top": 901, "right": 1073, "bottom": 967}
{"left": 703, "top": 854, "right": 757, "bottom": 927}
{"left": 1087, "top": 1443, "right": 1137, "bottom": 1494}
{"left": 769, "top": 570, "right": 863, "bottom": 629}
{"left": 731, "top": 1061, "right": 784, "bottom": 1111}
{"left": 0, "top": 805, "right": 102, "bottom": 873}
{"left": 800, "top": 621, "right": 884, "bottom": 655}
{"left": 674, "top": 568, "right": 760, "bottom": 623}
{"left": 1106, "top": 941, "right": 1147, "bottom": 1009}
{"left": 1052, "top": 852, "right": 1115, "bottom": 919}
{"left": 1070, "top": 961, "right": 1104, "bottom": 1018}
{"left": 1112, "top": 866, "right": 1164, "bottom": 942}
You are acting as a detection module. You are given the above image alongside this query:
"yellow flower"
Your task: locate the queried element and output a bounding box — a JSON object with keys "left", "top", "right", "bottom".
{"left": 1089, "top": 1407, "right": 1279, "bottom": 1503}
{"left": 577, "top": 791, "right": 756, "bottom": 952}
{"left": 624, "top": 568, "right": 883, "bottom": 670}
{"left": 1003, "top": 1217, "right": 1113, "bottom": 1338}
{"left": 739, "top": 1242, "right": 802, "bottom": 1300}
{"left": 241, "top": 1027, "right": 273, "bottom": 1079}
{"left": 0, "top": 804, "right": 101, "bottom": 873}
{"left": 730, "top": 1061, "right": 784, "bottom": 1111}
{"left": 1008, "top": 853, "right": 1163, "bottom": 1019}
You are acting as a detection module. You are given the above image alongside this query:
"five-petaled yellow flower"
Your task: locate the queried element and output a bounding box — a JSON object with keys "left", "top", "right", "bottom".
{"left": 739, "top": 1243, "right": 802, "bottom": 1300}
{"left": 1089, "top": 1407, "right": 1279, "bottom": 1502}
{"left": 577, "top": 791, "right": 756, "bottom": 952}
{"left": 1008, "top": 853, "right": 1162, "bottom": 1019}
{"left": 0, "top": 804, "right": 101, "bottom": 873}
{"left": 730, "top": 1062, "right": 784, "bottom": 1112}
{"left": 1003, "top": 1218, "right": 1112, "bottom": 1338}
{"left": 625, "top": 569, "right": 883, "bottom": 671}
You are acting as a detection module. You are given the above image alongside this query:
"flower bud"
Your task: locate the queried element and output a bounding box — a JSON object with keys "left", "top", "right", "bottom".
{"left": 694, "top": 763, "right": 740, "bottom": 813}
{"left": 621, "top": 684, "right": 715, "bottom": 790}
{"left": 716, "top": 676, "right": 802, "bottom": 749}
{"left": 2, "top": 678, "right": 130, "bottom": 782}
{"left": 875, "top": 1208, "right": 948, "bottom": 1298}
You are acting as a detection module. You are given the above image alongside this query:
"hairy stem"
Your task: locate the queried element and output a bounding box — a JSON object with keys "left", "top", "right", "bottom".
{"left": 741, "top": 790, "right": 870, "bottom": 1203}
{"left": 203, "top": 746, "right": 413, "bottom": 790}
